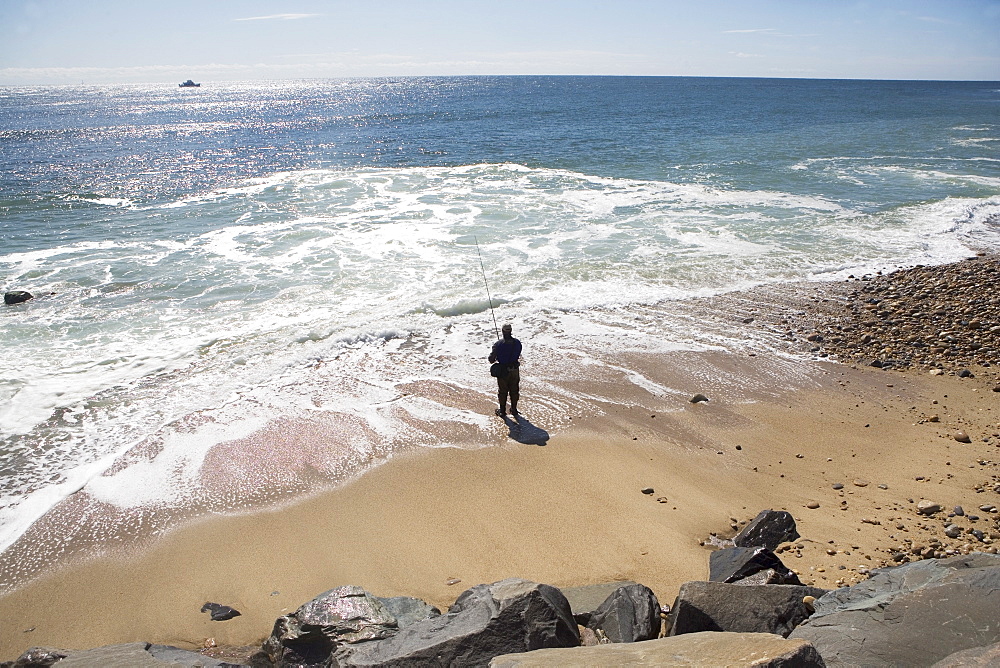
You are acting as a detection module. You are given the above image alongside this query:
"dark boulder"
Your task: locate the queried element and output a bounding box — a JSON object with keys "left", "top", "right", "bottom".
{"left": 255, "top": 585, "right": 399, "bottom": 666}
{"left": 4, "top": 291, "right": 33, "bottom": 306}
{"left": 489, "top": 632, "right": 826, "bottom": 667}
{"left": 790, "top": 553, "right": 1000, "bottom": 667}
{"left": 668, "top": 581, "right": 827, "bottom": 638}
{"left": 337, "top": 578, "right": 579, "bottom": 667}
{"left": 559, "top": 581, "right": 638, "bottom": 626}
{"left": 585, "top": 583, "right": 661, "bottom": 643}
{"left": 709, "top": 546, "right": 801, "bottom": 585}
{"left": 932, "top": 640, "right": 1000, "bottom": 667}
{"left": 734, "top": 510, "right": 800, "bottom": 551}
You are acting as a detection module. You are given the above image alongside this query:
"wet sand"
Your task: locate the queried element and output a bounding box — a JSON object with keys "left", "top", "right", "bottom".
{"left": 1, "top": 262, "right": 998, "bottom": 661}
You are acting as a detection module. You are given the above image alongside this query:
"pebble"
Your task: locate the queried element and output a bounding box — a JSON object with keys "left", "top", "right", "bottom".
{"left": 853, "top": 479, "right": 869, "bottom": 487}
{"left": 641, "top": 488, "right": 655, "bottom": 495}
{"left": 916, "top": 500, "right": 942, "bottom": 515}
{"left": 832, "top": 483, "right": 844, "bottom": 490}
{"left": 944, "top": 524, "right": 962, "bottom": 538}
{"left": 795, "top": 256, "right": 1000, "bottom": 371}
{"left": 689, "top": 393, "right": 709, "bottom": 403}
{"left": 200, "top": 603, "right": 241, "bottom": 622}
{"left": 806, "top": 501, "right": 821, "bottom": 509}
{"left": 445, "top": 578, "right": 462, "bottom": 586}
{"left": 954, "top": 506, "right": 965, "bottom": 516}
{"left": 955, "top": 431, "right": 972, "bottom": 444}
{"left": 878, "top": 484, "right": 888, "bottom": 490}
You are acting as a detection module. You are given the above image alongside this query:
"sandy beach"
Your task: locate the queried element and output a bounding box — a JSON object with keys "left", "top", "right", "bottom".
{"left": 1, "top": 261, "right": 998, "bottom": 662}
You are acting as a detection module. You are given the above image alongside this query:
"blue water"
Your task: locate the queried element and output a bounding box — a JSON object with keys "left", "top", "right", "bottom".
{"left": 1, "top": 76, "right": 999, "bottom": 567}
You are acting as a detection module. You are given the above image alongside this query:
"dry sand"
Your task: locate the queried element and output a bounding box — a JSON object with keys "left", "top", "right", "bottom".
{"left": 0, "top": 358, "right": 997, "bottom": 660}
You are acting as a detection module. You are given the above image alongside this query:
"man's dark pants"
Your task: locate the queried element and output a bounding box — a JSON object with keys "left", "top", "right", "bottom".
{"left": 497, "top": 366, "right": 520, "bottom": 413}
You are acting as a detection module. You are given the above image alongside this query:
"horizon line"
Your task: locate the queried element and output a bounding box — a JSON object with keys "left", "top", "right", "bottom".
{"left": 3, "top": 73, "right": 999, "bottom": 87}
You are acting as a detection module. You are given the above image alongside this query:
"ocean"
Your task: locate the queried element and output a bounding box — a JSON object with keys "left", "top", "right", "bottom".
{"left": 1, "top": 76, "right": 999, "bottom": 583}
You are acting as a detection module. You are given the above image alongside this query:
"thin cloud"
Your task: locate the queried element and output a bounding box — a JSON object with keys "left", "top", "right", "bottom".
{"left": 915, "top": 15, "right": 954, "bottom": 25}
{"left": 731, "top": 52, "right": 764, "bottom": 59}
{"left": 234, "top": 13, "right": 321, "bottom": 22}
{"left": 724, "top": 28, "right": 818, "bottom": 38}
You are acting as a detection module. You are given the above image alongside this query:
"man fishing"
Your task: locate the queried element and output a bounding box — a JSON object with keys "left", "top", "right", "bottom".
{"left": 489, "top": 323, "right": 522, "bottom": 417}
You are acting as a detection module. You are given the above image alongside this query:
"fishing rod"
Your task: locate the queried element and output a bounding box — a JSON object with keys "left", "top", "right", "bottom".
{"left": 473, "top": 236, "right": 501, "bottom": 341}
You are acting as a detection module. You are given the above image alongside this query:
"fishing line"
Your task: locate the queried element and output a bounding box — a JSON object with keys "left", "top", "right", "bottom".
{"left": 474, "top": 236, "right": 501, "bottom": 341}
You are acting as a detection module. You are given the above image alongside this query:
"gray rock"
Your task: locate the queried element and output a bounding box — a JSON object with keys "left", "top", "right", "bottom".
{"left": 690, "top": 393, "right": 710, "bottom": 403}
{"left": 585, "top": 583, "right": 661, "bottom": 643}
{"left": 734, "top": 510, "right": 800, "bottom": 551}
{"left": 668, "top": 581, "right": 828, "bottom": 638}
{"left": 3, "top": 291, "right": 33, "bottom": 306}
{"left": 932, "top": 640, "right": 1000, "bottom": 667}
{"left": 147, "top": 645, "right": 237, "bottom": 666}
{"left": 7, "top": 646, "right": 69, "bottom": 667}
{"left": 944, "top": 524, "right": 962, "bottom": 539}
{"left": 709, "top": 546, "right": 801, "bottom": 585}
{"left": 489, "top": 632, "right": 826, "bottom": 667}
{"left": 373, "top": 595, "right": 440, "bottom": 629}
{"left": 31, "top": 642, "right": 229, "bottom": 667}
{"left": 256, "top": 584, "right": 398, "bottom": 666}
{"left": 337, "top": 578, "right": 579, "bottom": 667}
{"left": 732, "top": 568, "right": 803, "bottom": 586}
{"left": 790, "top": 553, "right": 1000, "bottom": 667}
{"left": 559, "top": 580, "right": 639, "bottom": 625}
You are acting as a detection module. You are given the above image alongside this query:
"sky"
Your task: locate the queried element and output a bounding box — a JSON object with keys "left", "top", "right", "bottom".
{"left": 1, "top": 0, "right": 998, "bottom": 85}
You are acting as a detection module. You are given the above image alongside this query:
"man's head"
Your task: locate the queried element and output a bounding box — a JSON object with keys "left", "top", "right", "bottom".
{"left": 502, "top": 323, "right": 512, "bottom": 337}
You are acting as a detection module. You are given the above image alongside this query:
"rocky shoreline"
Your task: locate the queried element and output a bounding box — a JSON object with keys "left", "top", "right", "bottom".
{"left": 793, "top": 252, "right": 999, "bottom": 374}
{"left": 6, "top": 511, "right": 999, "bottom": 666}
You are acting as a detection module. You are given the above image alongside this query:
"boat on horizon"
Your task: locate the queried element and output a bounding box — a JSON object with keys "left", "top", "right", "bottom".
{"left": 179, "top": 80, "right": 201, "bottom": 88}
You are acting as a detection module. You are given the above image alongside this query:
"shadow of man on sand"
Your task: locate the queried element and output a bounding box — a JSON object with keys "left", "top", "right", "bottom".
{"left": 499, "top": 413, "right": 549, "bottom": 446}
